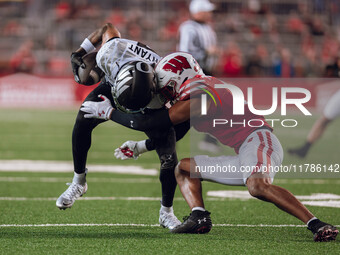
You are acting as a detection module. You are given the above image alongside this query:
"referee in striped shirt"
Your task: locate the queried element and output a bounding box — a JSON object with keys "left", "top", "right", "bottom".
{"left": 178, "top": 0, "right": 220, "bottom": 152}
{"left": 178, "top": 0, "right": 218, "bottom": 76}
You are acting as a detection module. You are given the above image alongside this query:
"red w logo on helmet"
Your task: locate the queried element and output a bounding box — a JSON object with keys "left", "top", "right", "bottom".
{"left": 162, "top": 55, "right": 191, "bottom": 74}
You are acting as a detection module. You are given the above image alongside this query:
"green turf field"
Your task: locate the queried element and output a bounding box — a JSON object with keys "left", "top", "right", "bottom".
{"left": 0, "top": 109, "right": 339, "bottom": 254}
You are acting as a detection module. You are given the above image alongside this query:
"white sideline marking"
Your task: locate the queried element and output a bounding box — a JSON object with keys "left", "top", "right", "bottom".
{"left": 0, "top": 177, "right": 157, "bottom": 183}
{"left": 0, "top": 223, "right": 309, "bottom": 228}
{"left": 207, "top": 190, "right": 340, "bottom": 201}
{"left": 207, "top": 191, "right": 253, "bottom": 200}
{"left": 0, "top": 160, "right": 157, "bottom": 176}
{"left": 0, "top": 196, "right": 185, "bottom": 201}
{"left": 296, "top": 193, "right": 340, "bottom": 200}
{"left": 206, "top": 190, "right": 340, "bottom": 208}
{"left": 1, "top": 177, "right": 337, "bottom": 185}
{"left": 274, "top": 179, "right": 340, "bottom": 185}
{"left": 301, "top": 201, "right": 340, "bottom": 208}
{"left": 0, "top": 196, "right": 258, "bottom": 201}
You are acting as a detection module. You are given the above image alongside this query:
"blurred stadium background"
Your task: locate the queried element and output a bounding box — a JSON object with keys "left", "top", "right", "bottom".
{"left": 1, "top": 0, "right": 340, "bottom": 78}
{"left": 0, "top": 1, "right": 339, "bottom": 253}
{"left": 1, "top": 0, "right": 340, "bottom": 107}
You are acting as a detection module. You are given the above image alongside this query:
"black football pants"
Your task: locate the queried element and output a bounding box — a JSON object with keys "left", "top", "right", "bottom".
{"left": 72, "top": 80, "right": 178, "bottom": 207}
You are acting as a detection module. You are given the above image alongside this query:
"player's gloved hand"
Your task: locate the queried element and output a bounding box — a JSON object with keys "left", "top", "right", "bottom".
{"left": 81, "top": 94, "right": 113, "bottom": 120}
{"left": 71, "top": 52, "right": 86, "bottom": 83}
{"left": 114, "top": 140, "right": 148, "bottom": 160}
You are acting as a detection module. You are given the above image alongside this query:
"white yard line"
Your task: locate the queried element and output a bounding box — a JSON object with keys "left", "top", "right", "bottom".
{"left": 0, "top": 196, "right": 270, "bottom": 202}
{"left": 301, "top": 201, "right": 340, "bottom": 208}
{"left": 0, "top": 160, "right": 157, "bottom": 176}
{"left": 274, "top": 179, "right": 340, "bottom": 185}
{"left": 0, "top": 177, "right": 157, "bottom": 183}
{"left": 1, "top": 196, "right": 340, "bottom": 209}
{"left": 0, "top": 196, "right": 178, "bottom": 201}
{"left": 0, "top": 223, "right": 311, "bottom": 228}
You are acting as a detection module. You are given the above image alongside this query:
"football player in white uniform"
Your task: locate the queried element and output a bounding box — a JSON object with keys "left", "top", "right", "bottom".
{"left": 56, "top": 23, "right": 187, "bottom": 230}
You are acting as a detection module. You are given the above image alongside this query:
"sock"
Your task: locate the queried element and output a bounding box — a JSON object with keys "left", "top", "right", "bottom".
{"left": 307, "top": 217, "right": 318, "bottom": 226}
{"left": 72, "top": 172, "right": 86, "bottom": 185}
{"left": 303, "top": 141, "right": 312, "bottom": 151}
{"left": 307, "top": 217, "right": 322, "bottom": 232}
{"left": 192, "top": 207, "right": 205, "bottom": 212}
{"left": 160, "top": 204, "right": 173, "bottom": 213}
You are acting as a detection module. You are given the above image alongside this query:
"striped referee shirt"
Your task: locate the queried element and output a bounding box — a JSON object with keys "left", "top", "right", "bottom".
{"left": 178, "top": 20, "right": 217, "bottom": 75}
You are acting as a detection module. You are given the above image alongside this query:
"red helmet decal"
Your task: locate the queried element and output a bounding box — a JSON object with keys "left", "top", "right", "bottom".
{"left": 162, "top": 55, "right": 191, "bottom": 74}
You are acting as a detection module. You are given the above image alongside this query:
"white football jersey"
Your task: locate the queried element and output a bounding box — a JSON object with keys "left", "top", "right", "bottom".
{"left": 96, "top": 38, "right": 161, "bottom": 86}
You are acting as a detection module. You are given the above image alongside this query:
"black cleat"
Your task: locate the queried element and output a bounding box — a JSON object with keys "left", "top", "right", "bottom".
{"left": 170, "top": 210, "right": 212, "bottom": 234}
{"left": 287, "top": 147, "right": 308, "bottom": 158}
{"left": 308, "top": 220, "right": 338, "bottom": 242}
{"left": 312, "top": 224, "right": 338, "bottom": 242}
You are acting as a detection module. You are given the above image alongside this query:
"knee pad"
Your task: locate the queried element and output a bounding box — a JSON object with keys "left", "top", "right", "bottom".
{"left": 159, "top": 154, "right": 178, "bottom": 183}
{"left": 160, "top": 154, "right": 178, "bottom": 170}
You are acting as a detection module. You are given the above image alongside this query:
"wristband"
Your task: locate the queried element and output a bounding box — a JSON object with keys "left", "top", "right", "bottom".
{"left": 80, "top": 38, "right": 96, "bottom": 53}
{"left": 136, "top": 140, "right": 148, "bottom": 154}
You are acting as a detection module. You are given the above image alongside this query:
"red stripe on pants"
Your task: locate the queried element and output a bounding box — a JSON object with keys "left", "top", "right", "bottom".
{"left": 252, "top": 132, "right": 265, "bottom": 175}
{"left": 265, "top": 132, "right": 274, "bottom": 171}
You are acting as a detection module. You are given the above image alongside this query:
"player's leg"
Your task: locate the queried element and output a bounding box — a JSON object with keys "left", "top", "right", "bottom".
{"left": 287, "top": 115, "right": 332, "bottom": 158}
{"left": 72, "top": 81, "right": 113, "bottom": 174}
{"left": 145, "top": 127, "right": 181, "bottom": 229}
{"left": 56, "top": 80, "right": 113, "bottom": 209}
{"left": 244, "top": 130, "right": 338, "bottom": 241}
{"left": 175, "top": 158, "right": 205, "bottom": 209}
{"left": 171, "top": 158, "right": 212, "bottom": 234}
{"left": 247, "top": 173, "right": 314, "bottom": 222}
{"left": 288, "top": 89, "right": 340, "bottom": 158}
{"left": 246, "top": 173, "right": 338, "bottom": 241}
{"left": 172, "top": 153, "right": 247, "bottom": 234}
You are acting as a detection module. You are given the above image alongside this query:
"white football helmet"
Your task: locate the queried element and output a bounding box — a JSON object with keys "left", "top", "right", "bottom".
{"left": 155, "top": 52, "right": 204, "bottom": 101}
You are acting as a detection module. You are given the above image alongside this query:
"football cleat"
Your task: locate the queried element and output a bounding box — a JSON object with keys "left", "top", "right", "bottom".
{"left": 56, "top": 182, "right": 87, "bottom": 209}
{"left": 287, "top": 146, "right": 308, "bottom": 158}
{"left": 310, "top": 223, "right": 338, "bottom": 242}
{"left": 159, "top": 208, "right": 181, "bottom": 230}
{"left": 170, "top": 210, "right": 212, "bottom": 234}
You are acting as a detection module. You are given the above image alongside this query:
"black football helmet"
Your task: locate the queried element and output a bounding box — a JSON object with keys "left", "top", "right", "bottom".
{"left": 112, "top": 61, "right": 156, "bottom": 113}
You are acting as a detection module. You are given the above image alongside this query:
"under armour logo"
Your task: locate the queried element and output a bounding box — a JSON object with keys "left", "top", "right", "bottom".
{"left": 198, "top": 218, "right": 207, "bottom": 224}
{"left": 98, "top": 110, "right": 105, "bottom": 117}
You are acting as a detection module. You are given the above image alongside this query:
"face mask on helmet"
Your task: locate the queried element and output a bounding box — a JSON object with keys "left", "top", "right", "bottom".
{"left": 158, "top": 80, "right": 178, "bottom": 101}
{"left": 112, "top": 61, "right": 156, "bottom": 113}
{"left": 155, "top": 52, "right": 203, "bottom": 101}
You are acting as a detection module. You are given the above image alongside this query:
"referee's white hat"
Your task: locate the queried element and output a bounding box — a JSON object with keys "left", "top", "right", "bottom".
{"left": 189, "top": 0, "right": 215, "bottom": 14}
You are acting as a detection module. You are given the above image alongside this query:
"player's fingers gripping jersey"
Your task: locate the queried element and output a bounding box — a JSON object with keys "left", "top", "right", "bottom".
{"left": 194, "top": 130, "right": 283, "bottom": 185}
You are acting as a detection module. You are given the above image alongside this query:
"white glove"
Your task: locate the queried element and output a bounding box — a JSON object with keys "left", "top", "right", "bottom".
{"left": 81, "top": 94, "right": 113, "bottom": 120}
{"left": 114, "top": 140, "right": 148, "bottom": 160}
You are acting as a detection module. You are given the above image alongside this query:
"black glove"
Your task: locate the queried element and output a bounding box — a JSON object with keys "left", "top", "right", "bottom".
{"left": 71, "top": 52, "right": 86, "bottom": 83}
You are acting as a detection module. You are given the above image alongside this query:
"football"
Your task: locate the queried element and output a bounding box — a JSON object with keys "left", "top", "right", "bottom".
{"left": 77, "top": 51, "right": 103, "bottom": 85}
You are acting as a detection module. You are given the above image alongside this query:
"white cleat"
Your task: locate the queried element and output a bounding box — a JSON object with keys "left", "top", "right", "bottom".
{"left": 56, "top": 182, "right": 87, "bottom": 210}
{"left": 159, "top": 208, "right": 181, "bottom": 230}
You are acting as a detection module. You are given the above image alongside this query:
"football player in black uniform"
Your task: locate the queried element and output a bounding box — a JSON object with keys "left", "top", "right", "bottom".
{"left": 56, "top": 23, "right": 188, "bottom": 230}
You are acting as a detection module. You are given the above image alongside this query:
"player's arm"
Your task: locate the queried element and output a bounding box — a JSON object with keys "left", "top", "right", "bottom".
{"left": 71, "top": 23, "right": 121, "bottom": 83}
{"left": 110, "top": 98, "right": 202, "bottom": 130}
{"left": 81, "top": 95, "right": 207, "bottom": 131}
{"left": 113, "top": 99, "right": 202, "bottom": 160}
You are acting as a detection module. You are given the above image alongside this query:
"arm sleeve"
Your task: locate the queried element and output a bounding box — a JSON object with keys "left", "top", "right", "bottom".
{"left": 110, "top": 108, "right": 173, "bottom": 132}
{"left": 145, "top": 120, "right": 190, "bottom": 151}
